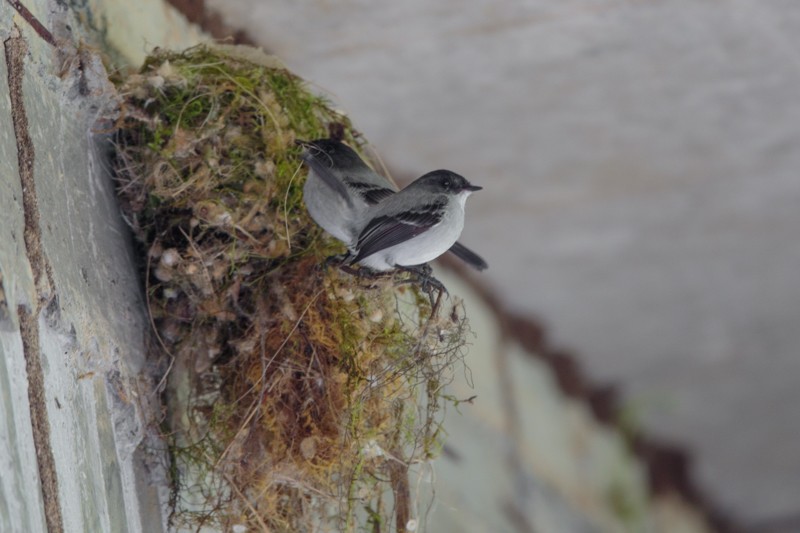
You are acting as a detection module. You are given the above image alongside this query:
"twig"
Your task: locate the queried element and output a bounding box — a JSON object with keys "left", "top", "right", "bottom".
{"left": 214, "top": 288, "right": 323, "bottom": 466}
{"left": 219, "top": 470, "right": 271, "bottom": 532}
{"left": 259, "top": 288, "right": 323, "bottom": 401}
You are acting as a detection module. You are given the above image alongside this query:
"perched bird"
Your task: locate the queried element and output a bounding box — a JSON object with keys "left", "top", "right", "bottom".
{"left": 351, "top": 169, "right": 482, "bottom": 272}
{"left": 297, "top": 139, "right": 487, "bottom": 270}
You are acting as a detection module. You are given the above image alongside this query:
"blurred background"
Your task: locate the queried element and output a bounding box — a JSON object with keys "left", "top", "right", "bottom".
{"left": 192, "top": 0, "right": 799, "bottom": 530}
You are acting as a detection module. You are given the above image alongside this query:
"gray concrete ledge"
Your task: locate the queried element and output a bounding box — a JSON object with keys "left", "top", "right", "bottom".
{"left": 0, "top": 1, "right": 190, "bottom": 530}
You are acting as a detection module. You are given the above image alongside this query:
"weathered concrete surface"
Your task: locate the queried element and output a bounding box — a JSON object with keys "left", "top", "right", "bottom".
{"left": 415, "top": 269, "right": 712, "bottom": 533}
{"left": 0, "top": 41, "right": 46, "bottom": 518}
{"left": 206, "top": 0, "right": 800, "bottom": 527}
{"left": 0, "top": 0, "right": 203, "bottom": 530}
{"left": 66, "top": 0, "right": 207, "bottom": 66}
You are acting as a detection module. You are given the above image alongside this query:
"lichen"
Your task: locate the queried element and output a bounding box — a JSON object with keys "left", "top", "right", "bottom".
{"left": 112, "top": 44, "right": 470, "bottom": 532}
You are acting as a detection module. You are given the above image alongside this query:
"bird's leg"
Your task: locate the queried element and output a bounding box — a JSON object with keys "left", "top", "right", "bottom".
{"left": 399, "top": 264, "right": 446, "bottom": 292}
{"left": 417, "top": 263, "right": 434, "bottom": 278}
{"left": 398, "top": 264, "right": 448, "bottom": 308}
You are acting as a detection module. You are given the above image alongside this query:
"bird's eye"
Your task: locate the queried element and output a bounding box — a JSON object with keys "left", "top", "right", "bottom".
{"left": 441, "top": 177, "right": 451, "bottom": 188}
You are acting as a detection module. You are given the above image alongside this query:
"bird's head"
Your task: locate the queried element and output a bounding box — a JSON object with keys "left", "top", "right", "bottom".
{"left": 296, "top": 138, "right": 365, "bottom": 170}
{"left": 412, "top": 169, "right": 482, "bottom": 196}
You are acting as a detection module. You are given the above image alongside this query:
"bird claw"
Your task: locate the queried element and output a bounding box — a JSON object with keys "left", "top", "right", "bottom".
{"left": 334, "top": 260, "right": 447, "bottom": 311}
{"left": 419, "top": 275, "right": 447, "bottom": 309}
{"left": 399, "top": 264, "right": 448, "bottom": 309}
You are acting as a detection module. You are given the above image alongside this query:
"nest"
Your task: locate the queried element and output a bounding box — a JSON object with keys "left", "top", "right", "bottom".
{"left": 112, "top": 45, "right": 471, "bottom": 532}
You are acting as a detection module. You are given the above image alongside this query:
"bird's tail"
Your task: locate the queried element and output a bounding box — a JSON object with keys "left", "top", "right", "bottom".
{"left": 448, "top": 242, "right": 488, "bottom": 271}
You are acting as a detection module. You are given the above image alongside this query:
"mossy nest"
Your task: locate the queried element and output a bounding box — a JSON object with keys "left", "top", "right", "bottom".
{"left": 112, "top": 45, "right": 471, "bottom": 532}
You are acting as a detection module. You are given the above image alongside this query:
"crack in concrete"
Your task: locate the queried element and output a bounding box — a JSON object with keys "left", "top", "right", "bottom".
{"left": 5, "top": 0, "right": 57, "bottom": 47}
{"left": 0, "top": 270, "right": 8, "bottom": 322}
{"left": 4, "top": 25, "right": 64, "bottom": 533}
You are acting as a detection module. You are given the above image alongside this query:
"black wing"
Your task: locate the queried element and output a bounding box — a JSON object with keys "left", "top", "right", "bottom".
{"left": 353, "top": 199, "right": 446, "bottom": 263}
{"left": 344, "top": 179, "right": 395, "bottom": 205}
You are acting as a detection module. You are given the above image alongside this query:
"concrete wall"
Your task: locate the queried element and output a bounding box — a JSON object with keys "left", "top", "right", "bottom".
{"left": 0, "top": 0, "right": 205, "bottom": 530}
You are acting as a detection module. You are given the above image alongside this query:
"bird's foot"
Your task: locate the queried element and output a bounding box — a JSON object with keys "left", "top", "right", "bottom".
{"left": 399, "top": 264, "right": 448, "bottom": 309}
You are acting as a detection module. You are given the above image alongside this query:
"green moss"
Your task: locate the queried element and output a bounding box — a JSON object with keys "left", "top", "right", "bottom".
{"left": 113, "top": 44, "right": 470, "bottom": 532}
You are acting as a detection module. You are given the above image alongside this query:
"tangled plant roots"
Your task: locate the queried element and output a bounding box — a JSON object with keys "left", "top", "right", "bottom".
{"left": 112, "top": 45, "right": 472, "bottom": 532}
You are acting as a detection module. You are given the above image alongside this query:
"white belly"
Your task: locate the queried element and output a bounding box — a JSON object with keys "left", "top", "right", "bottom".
{"left": 357, "top": 201, "right": 465, "bottom": 271}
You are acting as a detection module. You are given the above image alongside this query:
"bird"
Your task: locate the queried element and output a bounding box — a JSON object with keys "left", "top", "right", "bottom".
{"left": 297, "top": 138, "right": 487, "bottom": 271}
{"left": 350, "top": 169, "right": 482, "bottom": 274}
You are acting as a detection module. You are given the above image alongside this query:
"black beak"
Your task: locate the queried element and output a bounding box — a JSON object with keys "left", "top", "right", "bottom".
{"left": 464, "top": 184, "right": 482, "bottom": 192}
